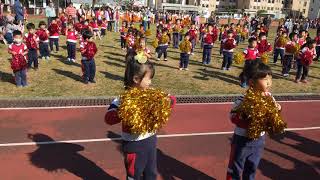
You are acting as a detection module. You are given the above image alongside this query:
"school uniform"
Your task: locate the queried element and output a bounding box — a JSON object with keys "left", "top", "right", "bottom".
{"left": 36, "top": 29, "right": 50, "bottom": 58}
{"left": 296, "top": 47, "right": 316, "bottom": 81}
{"left": 157, "top": 35, "right": 169, "bottom": 60}
{"left": 240, "top": 48, "right": 260, "bottom": 87}
{"left": 101, "top": 22, "right": 107, "bottom": 36}
{"left": 48, "top": 23, "right": 60, "bottom": 52}
{"left": 273, "top": 37, "right": 286, "bottom": 63}
{"left": 172, "top": 24, "right": 183, "bottom": 48}
{"left": 80, "top": 40, "right": 97, "bottom": 83}
{"left": 222, "top": 38, "right": 237, "bottom": 69}
{"left": 179, "top": 39, "right": 192, "bottom": 68}
{"left": 120, "top": 27, "right": 127, "bottom": 49}
{"left": 66, "top": 30, "right": 77, "bottom": 61}
{"left": 8, "top": 43, "right": 28, "bottom": 87}
{"left": 24, "top": 32, "right": 39, "bottom": 69}
{"left": 282, "top": 40, "right": 296, "bottom": 75}
{"left": 188, "top": 29, "right": 197, "bottom": 53}
{"left": 257, "top": 39, "right": 272, "bottom": 59}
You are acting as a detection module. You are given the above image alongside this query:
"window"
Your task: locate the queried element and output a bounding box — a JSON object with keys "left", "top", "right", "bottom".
{"left": 271, "top": 7, "right": 274, "bottom": 10}
{"left": 311, "top": 8, "right": 313, "bottom": 12}
{"left": 267, "top": 7, "right": 270, "bottom": 10}
{"left": 272, "top": 0, "right": 274, "bottom": 3}
{"left": 257, "top": 6, "right": 260, "bottom": 9}
{"left": 303, "top": 9, "right": 306, "bottom": 13}
{"left": 253, "top": 6, "right": 256, "bottom": 9}
{"left": 304, "top": 2, "right": 307, "bottom": 7}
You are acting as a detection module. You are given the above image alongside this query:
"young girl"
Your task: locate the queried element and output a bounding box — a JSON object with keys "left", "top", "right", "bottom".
{"left": 273, "top": 31, "right": 287, "bottom": 64}
{"left": 222, "top": 30, "right": 237, "bottom": 70}
{"left": 179, "top": 33, "right": 192, "bottom": 70}
{"left": 36, "top": 21, "right": 50, "bottom": 60}
{"left": 105, "top": 52, "right": 176, "bottom": 179}
{"left": 120, "top": 21, "right": 128, "bottom": 50}
{"left": 257, "top": 32, "right": 272, "bottom": 60}
{"left": 227, "top": 60, "right": 283, "bottom": 180}
{"left": 100, "top": 18, "right": 107, "bottom": 37}
{"left": 66, "top": 23, "right": 77, "bottom": 62}
{"left": 188, "top": 23, "right": 197, "bottom": 54}
{"left": 157, "top": 28, "right": 170, "bottom": 61}
{"left": 90, "top": 18, "right": 101, "bottom": 40}
{"left": 295, "top": 39, "right": 317, "bottom": 83}
{"left": 135, "top": 37, "right": 152, "bottom": 59}
{"left": 202, "top": 24, "right": 215, "bottom": 66}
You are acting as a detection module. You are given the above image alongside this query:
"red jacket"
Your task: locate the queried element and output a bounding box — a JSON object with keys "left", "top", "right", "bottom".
{"left": 257, "top": 40, "right": 272, "bottom": 55}
{"left": 80, "top": 41, "right": 97, "bottom": 60}
{"left": 243, "top": 47, "right": 259, "bottom": 61}
{"left": 299, "top": 47, "right": 316, "bottom": 66}
{"left": 36, "top": 29, "right": 49, "bottom": 42}
{"left": 188, "top": 29, "right": 197, "bottom": 41}
{"left": 223, "top": 38, "right": 237, "bottom": 52}
{"left": 24, "top": 33, "right": 38, "bottom": 50}
{"left": 8, "top": 43, "right": 28, "bottom": 71}
{"left": 48, "top": 23, "right": 60, "bottom": 38}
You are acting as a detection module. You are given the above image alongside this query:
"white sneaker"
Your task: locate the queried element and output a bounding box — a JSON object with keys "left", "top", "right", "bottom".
{"left": 179, "top": 68, "right": 183, "bottom": 70}
{"left": 184, "top": 68, "right": 189, "bottom": 71}
{"left": 67, "top": 58, "right": 71, "bottom": 61}
{"left": 157, "top": 58, "right": 160, "bottom": 61}
{"left": 45, "top": 56, "right": 50, "bottom": 60}
{"left": 41, "top": 57, "right": 45, "bottom": 61}
{"left": 71, "top": 59, "right": 76, "bottom": 63}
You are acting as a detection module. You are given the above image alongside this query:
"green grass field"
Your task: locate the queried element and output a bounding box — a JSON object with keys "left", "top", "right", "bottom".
{"left": 0, "top": 18, "right": 319, "bottom": 98}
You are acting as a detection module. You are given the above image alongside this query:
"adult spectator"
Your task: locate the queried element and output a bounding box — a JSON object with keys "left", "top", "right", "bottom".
{"left": 77, "top": 4, "right": 86, "bottom": 22}
{"left": 65, "top": 2, "right": 77, "bottom": 23}
{"left": 13, "top": 0, "right": 24, "bottom": 23}
{"left": 114, "top": 8, "right": 120, "bottom": 32}
{"left": 208, "top": 11, "right": 216, "bottom": 24}
{"left": 45, "top": 2, "right": 56, "bottom": 25}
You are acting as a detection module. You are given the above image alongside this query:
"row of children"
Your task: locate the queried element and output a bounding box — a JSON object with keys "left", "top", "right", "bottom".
{"left": 104, "top": 42, "right": 284, "bottom": 179}
{"left": 7, "top": 20, "right": 99, "bottom": 87}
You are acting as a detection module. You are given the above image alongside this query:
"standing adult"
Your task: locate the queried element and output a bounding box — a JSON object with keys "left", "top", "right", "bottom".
{"left": 45, "top": 1, "right": 56, "bottom": 25}
{"left": 114, "top": 8, "right": 120, "bottom": 32}
{"left": 65, "top": 2, "right": 77, "bottom": 23}
{"left": 13, "top": 0, "right": 24, "bottom": 23}
{"left": 208, "top": 11, "right": 216, "bottom": 24}
{"left": 77, "top": 4, "right": 86, "bottom": 22}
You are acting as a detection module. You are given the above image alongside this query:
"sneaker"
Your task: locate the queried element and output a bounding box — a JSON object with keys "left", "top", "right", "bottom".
{"left": 164, "top": 59, "right": 168, "bottom": 61}
{"left": 179, "top": 68, "right": 183, "bottom": 71}
{"left": 71, "top": 59, "right": 76, "bottom": 63}
{"left": 157, "top": 58, "right": 160, "bottom": 61}
{"left": 301, "top": 79, "right": 308, "bottom": 83}
{"left": 90, "top": 80, "right": 96, "bottom": 83}
{"left": 84, "top": 80, "right": 89, "bottom": 84}
{"left": 45, "top": 56, "right": 50, "bottom": 60}
{"left": 283, "top": 74, "right": 289, "bottom": 77}
{"left": 67, "top": 58, "right": 71, "bottom": 61}
{"left": 221, "top": 67, "right": 227, "bottom": 70}
{"left": 184, "top": 68, "right": 189, "bottom": 71}
{"left": 294, "top": 79, "right": 301, "bottom": 83}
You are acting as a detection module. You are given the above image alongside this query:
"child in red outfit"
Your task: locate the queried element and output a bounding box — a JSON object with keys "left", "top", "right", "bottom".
{"left": 80, "top": 30, "right": 97, "bottom": 84}
{"left": 24, "top": 23, "right": 39, "bottom": 70}
{"left": 48, "top": 18, "right": 60, "bottom": 52}
{"left": 36, "top": 21, "right": 50, "bottom": 60}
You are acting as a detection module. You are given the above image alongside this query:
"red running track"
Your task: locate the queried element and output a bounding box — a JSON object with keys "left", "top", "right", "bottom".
{"left": 0, "top": 101, "right": 319, "bottom": 180}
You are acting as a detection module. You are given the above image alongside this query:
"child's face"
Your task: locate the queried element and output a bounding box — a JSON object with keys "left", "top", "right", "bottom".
{"left": 191, "top": 25, "right": 195, "bottom": 29}
{"left": 185, "top": 36, "right": 190, "bottom": 40}
{"left": 13, "top": 35, "right": 22, "bottom": 44}
{"left": 88, "top": 37, "right": 94, "bottom": 42}
{"left": 250, "top": 41, "right": 257, "bottom": 48}
{"left": 252, "top": 75, "right": 272, "bottom": 93}
{"left": 227, "top": 33, "right": 233, "bottom": 38}
{"left": 29, "top": 28, "right": 35, "bottom": 34}
{"left": 208, "top": 26, "right": 213, "bottom": 32}
{"left": 260, "top": 35, "right": 266, "bottom": 40}
{"left": 301, "top": 31, "right": 306, "bottom": 37}
{"left": 40, "top": 25, "right": 46, "bottom": 29}
{"left": 134, "top": 71, "right": 152, "bottom": 90}
{"left": 293, "top": 35, "right": 298, "bottom": 41}
{"left": 52, "top": 20, "right": 56, "bottom": 24}
{"left": 311, "top": 43, "right": 316, "bottom": 49}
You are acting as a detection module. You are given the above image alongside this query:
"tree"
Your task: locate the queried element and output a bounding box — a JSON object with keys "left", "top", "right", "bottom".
{"left": 257, "top": 10, "right": 267, "bottom": 16}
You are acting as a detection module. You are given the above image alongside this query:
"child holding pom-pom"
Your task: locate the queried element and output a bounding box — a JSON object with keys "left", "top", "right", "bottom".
{"left": 179, "top": 33, "right": 192, "bottom": 70}
{"left": 295, "top": 39, "right": 317, "bottom": 83}
{"left": 227, "top": 61, "right": 285, "bottom": 180}
{"left": 222, "top": 30, "right": 237, "bottom": 70}
{"left": 104, "top": 51, "right": 176, "bottom": 179}
{"left": 282, "top": 32, "right": 298, "bottom": 77}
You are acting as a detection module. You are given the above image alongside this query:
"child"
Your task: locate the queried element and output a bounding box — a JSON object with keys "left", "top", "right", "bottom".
{"left": 314, "top": 31, "right": 320, "bottom": 61}
{"left": 222, "top": 30, "right": 237, "bottom": 70}
{"left": 24, "top": 23, "right": 39, "bottom": 70}
{"left": 120, "top": 21, "right": 128, "bottom": 50}
{"left": 90, "top": 18, "right": 101, "bottom": 40}
{"left": 59, "top": 12, "right": 67, "bottom": 35}
{"left": 257, "top": 32, "right": 272, "bottom": 60}
{"left": 283, "top": 32, "right": 298, "bottom": 77}
{"left": 100, "top": 18, "right": 107, "bottom": 37}
{"left": 202, "top": 24, "right": 216, "bottom": 66}
{"left": 126, "top": 28, "right": 136, "bottom": 54}
{"left": 173, "top": 19, "right": 183, "bottom": 49}
{"left": 220, "top": 24, "right": 230, "bottom": 55}
{"left": 8, "top": 30, "right": 28, "bottom": 87}
{"left": 298, "top": 30, "right": 307, "bottom": 46}
{"left": 105, "top": 52, "right": 176, "bottom": 179}
{"left": 273, "top": 32, "right": 287, "bottom": 64}
{"left": 188, "top": 23, "right": 197, "bottom": 54}
{"left": 80, "top": 30, "right": 98, "bottom": 84}
{"left": 48, "top": 18, "right": 60, "bottom": 53}
{"left": 240, "top": 38, "right": 259, "bottom": 88}
{"left": 295, "top": 39, "right": 316, "bottom": 83}
{"left": 179, "top": 33, "right": 192, "bottom": 70}
{"left": 135, "top": 37, "right": 152, "bottom": 59}
{"left": 36, "top": 21, "right": 50, "bottom": 60}
{"left": 227, "top": 61, "right": 281, "bottom": 180}
{"left": 66, "top": 23, "right": 77, "bottom": 62}
{"left": 157, "top": 28, "right": 170, "bottom": 61}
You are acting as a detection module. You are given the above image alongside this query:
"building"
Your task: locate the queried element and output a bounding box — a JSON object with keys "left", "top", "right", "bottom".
{"left": 216, "top": 0, "right": 237, "bottom": 12}
{"left": 156, "top": 0, "right": 199, "bottom": 12}
{"left": 200, "top": 0, "right": 216, "bottom": 13}
{"left": 308, "top": 0, "right": 320, "bottom": 19}
{"left": 284, "top": 0, "right": 310, "bottom": 18}
{"left": 237, "top": 0, "right": 284, "bottom": 18}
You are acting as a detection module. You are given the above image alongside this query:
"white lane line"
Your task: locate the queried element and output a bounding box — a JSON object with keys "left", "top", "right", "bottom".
{"left": 0, "top": 126, "right": 319, "bottom": 147}
{"left": 0, "top": 99, "right": 320, "bottom": 110}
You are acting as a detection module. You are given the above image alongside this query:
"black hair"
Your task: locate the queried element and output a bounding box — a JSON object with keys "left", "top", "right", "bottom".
{"left": 289, "top": 32, "right": 297, "bottom": 40}
{"left": 184, "top": 32, "right": 190, "bottom": 37}
{"left": 227, "top": 30, "right": 233, "bottom": 34}
{"left": 82, "top": 30, "right": 93, "bottom": 40}
{"left": 13, "top": 30, "right": 22, "bottom": 37}
{"left": 248, "top": 37, "right": 257, "bottom": 44}
{"left": 259, "top": 32, "right": 266, "bottom": 38}
{"left": 243, "top": 60, "right": 272, "bottom": 82}
{"left": 26, "top": 23, "right": 35, "bottom": 30}
{"left": 38, "top": 21, "right": 47, "bottom": 28}
{"left": 124, "top": 51, "right": 155, "bottom": 89}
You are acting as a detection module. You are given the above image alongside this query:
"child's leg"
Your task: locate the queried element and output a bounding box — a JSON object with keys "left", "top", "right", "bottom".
{"left": 179, "top": 53, "right": 184, "bottom": 68}
{"left": 82, "top": 60, "right": 89, "bottom": 82}
{"left": 27, "top": 50, "right": 33, "bottom": 68}
{"left": 21, "top": 69, "right": 27, "bottom": 86}
{"left": 157, "top": 46, "right": 163, "bottom": 59}
{"left": 295, "top": 60, "right": 303, "bottom": 81}
{"left": 89, "top": 60, "right": 96, "bottom": 81}
{"left": 49, "top": 38, "right": 54, "bottom": 51}
{"left": 301, "top": 65, "right": 309, "bottom": 81}
{"left": 242, "top": 144, "right": 264, "bottom": 180}
{"left": 280, "top": 49, "right": 285, "bottom": 64}
{"left": 191, "top": 39, "right": 196, "bottom": 53}
{"left": 32, "top": 49, "right": 38, "bottom": 69}
{"left": 184, "top": 54, "right": 190, "bottom": 69}
{"left": 207, "top": 46, "right": 212, "bottom": 64}
{"left": 316, "top": 46, "right": 320, "bottom": 61}
{"left": 227, "top": 52, "right": 233, "bottom": 69}
{"left": 54, "top": 38, "right": 59, "bottom": 52}
{"left": 71, "top": 43, "right": 76, "bottom": 60}
{"left": 39, "top": 42, "right": 44, "bottom": 58}
{"left": 44, "top": 43, "right": 50, "bottom": 57}
{"left": 202, "top": 46, "right": 207, "bottom": 64}
{"left": 14, "top": 71, "right": 22, "bottom": 87}
{"left": 273, "top": 49, "right": 279, "bottom": 63}
{"left": 163, "top": 46, "right": 168, "bottom": 60}
{"left": 220, "top": 41, "right": 223, "bottom": 55}
{"left": 143, "top": 145, "right": 157, "bottom": 179}
{"left": 222, "top": 52, "right": 228, "bottom": 69}
{"left": 67, "top": 42, "right": 71, "bottom": 59}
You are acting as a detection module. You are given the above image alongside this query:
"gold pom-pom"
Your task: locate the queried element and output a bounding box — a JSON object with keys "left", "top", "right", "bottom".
{"left": 234, "top": 52, "right": 245, "bottom": 64}
{"left": 145, "top": 29, "right": 152, "bottom": 36}
{"left": 152, "top": 39, "right": 158, "bottom": 48}
{"left": 118, "top": 88, "right": 172, "bottom": 134}
{"left": 278, "top": 36, "right": 288, "bottom": 47}
{"left": 293, "top": 44, "right": 300, "bottom": 55}
{"left": 179, "top": 39, "right": 191, "bottom": 53}
{"left": 159, "top": 35, "right": 169, "bottom": 44}
{"left": 261, "top": 53, "right": 269, "bottom": 64}
{"left": 235, "top": 88, "right": 287, "bottom": 139}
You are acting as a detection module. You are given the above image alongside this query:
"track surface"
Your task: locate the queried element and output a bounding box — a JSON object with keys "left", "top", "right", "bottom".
{"left": 0, "top": 101, "right": 319, "bottom": 180}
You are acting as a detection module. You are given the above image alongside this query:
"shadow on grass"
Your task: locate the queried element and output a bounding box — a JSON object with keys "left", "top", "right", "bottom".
{"left": 28, "top": 133, "right": 118, "bottom": 180}
{"left": 103, "top": 61, "right": 126, "bottom": 68}
{"left": 52, "top": 68, "right": 83, "bottom": 82}
{"left": 106, "top": 131, "right": 216, "bottom": 180}
{"left": 100, "top": 71, "right": 123, "bottom": 81}
{"left": 50, "top": 54, "right": 82, "bottom": 68}
{"left": 193, "top": 68, "right": 240, "bottom": 85}
{"left": 0, "top": 71, "right": 15, "bottom": 85}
